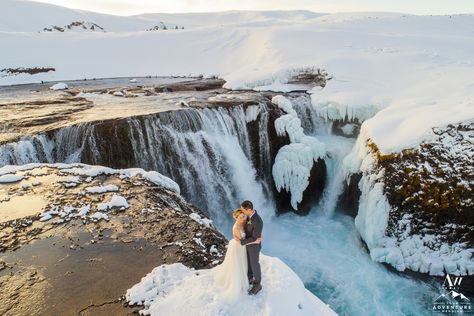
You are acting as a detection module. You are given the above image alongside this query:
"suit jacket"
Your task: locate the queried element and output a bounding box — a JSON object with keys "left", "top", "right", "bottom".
{"left": 241, "top": 210, "right": 263, "bottom": 247}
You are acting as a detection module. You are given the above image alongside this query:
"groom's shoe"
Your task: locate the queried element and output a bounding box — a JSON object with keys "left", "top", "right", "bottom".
{"left": 249, "top": 283, "right": 262, "bottom": 295}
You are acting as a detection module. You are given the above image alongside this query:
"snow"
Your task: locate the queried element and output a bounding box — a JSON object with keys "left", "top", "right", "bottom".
{"left": 311, "top": 98, "right": 380, "bottom": 123}
{"left": 120, "top": 169, "right": 180, "bottom": 194}
{"left": 272, "top": 95, "right": 297, "bottom": 116}
{"left": 0, "top": 174, "right": 23, "bottom": 183}
{"left": 61, "top": 165, "right": 117, "bottom": 177}
{"left": 272, "top": 96, "right": 326, "bottom": 209}
{"left": 85, "top": 184, "right": 119, "bottom": 194}
{"left": 126, "top": 254, "right": 337, "bottom": 316}
{"left": 343, "top": 128, "right": 474, "bottom": 276}
{"left": 0, "top": 163, "right": 180, "bottom": 194}
{"left": 97, "top": 194, "right": 129, "bottom": 211}
{"left": 90, "top": 211, "right": 109, "bottom": 221}
{"left": 76, "top": 204, "right": 91, "bottom": 217}
{"left": 2, "top": 3, "right": 473, "bottom": 153}
{"left": 49, "top": 82, "right": 68, "bottom": 90}
{"left": 189, "top": 212, "right": 213, "bottom": 228}
{"left": 39, "top": 204, "right": 92, "bottom": 221}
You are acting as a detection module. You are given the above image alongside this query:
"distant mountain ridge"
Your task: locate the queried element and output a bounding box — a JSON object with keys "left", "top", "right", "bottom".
{"left": 0, "top": 0, "right": 325, "bottom": 32}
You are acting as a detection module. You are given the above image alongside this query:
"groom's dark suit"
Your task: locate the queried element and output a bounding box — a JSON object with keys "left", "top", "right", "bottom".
{"left": 240, "top": 210, "right": 263, "bottom": 285}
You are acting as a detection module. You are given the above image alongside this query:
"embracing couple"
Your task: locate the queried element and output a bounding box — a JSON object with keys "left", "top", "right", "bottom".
{"left": 213, "top": 200, "right": 264, "bottom": 302}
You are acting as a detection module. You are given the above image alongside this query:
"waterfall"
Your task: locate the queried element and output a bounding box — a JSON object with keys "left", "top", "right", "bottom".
{"left": 263, "top": 95, "right": 440, "bottom": 316}
{"left": 0, "top": 124, "right": 99, "bottom": 166}
{"left": 0, "top": 104, "right": 276, "bottom": 226}
{"left": 126, "top": 106, "right": 274, "bottom": 226}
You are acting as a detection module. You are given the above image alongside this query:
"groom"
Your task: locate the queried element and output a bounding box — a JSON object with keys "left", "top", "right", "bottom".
{"left": 239, "top": 200, "right": 263, "bottom": 295}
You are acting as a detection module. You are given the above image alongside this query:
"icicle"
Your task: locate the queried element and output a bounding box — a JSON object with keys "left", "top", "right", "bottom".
{"left": 271, "top": 95, "right": 326, "bottom": 210}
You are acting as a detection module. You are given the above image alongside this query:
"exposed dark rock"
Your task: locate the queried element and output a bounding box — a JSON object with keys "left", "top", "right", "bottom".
{"left": 42, "top": 21, "right": 105, "bottom": 33}
{"left": 0, "top": 67, "right": 55, "bottom": 77}
{"left": 332, "top": 120, "right": 361, "bottom": 138}
{"left": 153, "top": 78, "right": 225, "bottom": 93}
{"left": 287, "top": 67, "right": 331, "bottom": 88}
{"left": 336, "top": 173, "right": 362, "bottom": 217}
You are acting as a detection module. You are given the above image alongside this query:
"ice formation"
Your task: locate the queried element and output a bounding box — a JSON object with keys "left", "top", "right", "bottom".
{"left": 310, "top": 96, "right": 381, "bottom": 123}
{"left": 272, "top": 95, "right": 326, "bottom": 209}
{"left": 245, "top": 104, "right": 262, "bottom": 122}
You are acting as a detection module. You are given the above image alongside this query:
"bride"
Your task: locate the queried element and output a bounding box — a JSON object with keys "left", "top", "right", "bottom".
{"left": 213, "top": 208, "right": 262, "bottom": 302}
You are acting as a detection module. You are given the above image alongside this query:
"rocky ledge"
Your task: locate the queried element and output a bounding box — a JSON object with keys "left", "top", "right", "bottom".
{"left": 0, "top": 163, "right": 226, "bottom": 315}
{"left": 346, "top": 122, "right": 474, "bottom": 279}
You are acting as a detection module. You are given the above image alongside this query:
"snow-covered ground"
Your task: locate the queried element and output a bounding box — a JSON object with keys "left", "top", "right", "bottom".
{"left": 126, "top": 254, "right": 337, "bottom": 316}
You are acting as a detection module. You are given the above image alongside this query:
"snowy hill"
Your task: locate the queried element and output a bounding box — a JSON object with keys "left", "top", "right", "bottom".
{"left": 0, "top": 0, "right": 184, "bottom": 32}
{"left": 1, "top": 3, "right": 472, "bottom": 154}
{"left": 126, "top": 254, "right": 338, "bottom": 316}
{"left": 0, "top": 1, "right": 317, "bottom": 32}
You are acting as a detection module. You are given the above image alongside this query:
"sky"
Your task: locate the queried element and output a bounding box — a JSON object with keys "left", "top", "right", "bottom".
{"left": 30, "top": 0, "right": 474, "bottom": 16}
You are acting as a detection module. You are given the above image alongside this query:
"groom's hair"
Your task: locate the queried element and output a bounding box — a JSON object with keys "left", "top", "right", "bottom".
{"left": 241, "top": 200, "right": 253, "bottom": 210}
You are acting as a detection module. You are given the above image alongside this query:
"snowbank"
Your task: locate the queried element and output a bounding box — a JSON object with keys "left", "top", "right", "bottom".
{"left": 126, "top": 254, "right": 337, "bottom": 316}
{"left": 272, "top": 96, "right": 326, "bottom": 209}
{"left": 49, "top": 82, "right": 68, "bottom": 90}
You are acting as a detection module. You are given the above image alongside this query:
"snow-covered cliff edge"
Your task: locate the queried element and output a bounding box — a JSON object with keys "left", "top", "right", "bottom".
{"left": 343, "top": 122, "right": 474, "bottom": 276}
{"left": 127, "top": 254, "right": 337, "bottom": 316}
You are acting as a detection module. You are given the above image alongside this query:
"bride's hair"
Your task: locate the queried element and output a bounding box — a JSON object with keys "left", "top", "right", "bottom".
{"left": 232, "top": 208, "right": 243, "bottom": 220}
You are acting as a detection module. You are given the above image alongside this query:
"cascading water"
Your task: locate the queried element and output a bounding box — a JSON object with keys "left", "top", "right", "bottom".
{"left": 127, "top": 105, "right": 274, "bottom": 227}
{"left": 0, "top": 103, "right": 276, "bottom": 227}
{"left": 262, "top": 98, "right": 441, "bottom": 316}
{"left": 0, "top": 95, "right": 443, "bottom": 315}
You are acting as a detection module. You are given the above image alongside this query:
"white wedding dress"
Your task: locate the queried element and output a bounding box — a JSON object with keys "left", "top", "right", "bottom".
{"left": 212, "top": 224, "right": 250, "bottom": 303}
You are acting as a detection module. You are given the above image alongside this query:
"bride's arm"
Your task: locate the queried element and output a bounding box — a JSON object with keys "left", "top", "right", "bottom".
{"left": 247, "top": 235, "right": 263, "bottom": 245}
{"left": 232, "top": 225, "right": 241, "bottom": 241}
